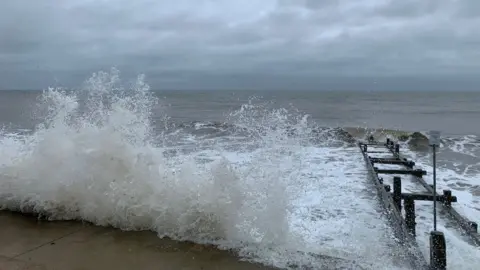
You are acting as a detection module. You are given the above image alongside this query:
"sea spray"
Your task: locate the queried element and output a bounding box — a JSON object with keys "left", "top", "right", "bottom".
{"left": 0, "top": 69, "right": 424, "bottom": 269}
{"left": 0, "top": 69, "right": 313, "bottom": 266}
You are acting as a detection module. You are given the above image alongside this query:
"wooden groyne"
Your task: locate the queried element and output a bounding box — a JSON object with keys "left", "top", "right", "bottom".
{"left": 359, "top": 137, "right": 479, "bottom": 270}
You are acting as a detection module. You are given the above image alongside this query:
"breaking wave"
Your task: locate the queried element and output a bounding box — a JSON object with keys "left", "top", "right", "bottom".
{"left": 0, "top": 69, "right": 364, "bottom": 269}
{"left": 1, "top": 68, "right": 478, "bottom": 269}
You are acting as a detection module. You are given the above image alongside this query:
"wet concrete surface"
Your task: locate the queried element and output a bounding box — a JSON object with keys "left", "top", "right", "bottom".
{"left": 0, "top": 211, "right": 274, "bottom": 270}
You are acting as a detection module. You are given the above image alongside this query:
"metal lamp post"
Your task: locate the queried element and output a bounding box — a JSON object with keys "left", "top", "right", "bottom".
{"left": 429, "top": 130, "right": 441, "bottom": 230}
{"left": 428, "top": 130, "right": 446, "bottom": 270}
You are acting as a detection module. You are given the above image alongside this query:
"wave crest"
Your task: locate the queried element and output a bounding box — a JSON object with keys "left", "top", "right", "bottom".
{"left": 0, "top": 69, "right": 306, "bottom": 267}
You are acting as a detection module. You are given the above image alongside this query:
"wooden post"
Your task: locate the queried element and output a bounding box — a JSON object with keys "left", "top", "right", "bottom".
{"left": 429, "top": 231, "right": 446, "bottom": 270}
{"left": 442, "top": 190, "right": 452, "bottom": 207}
{"left": 404, "top": 198, "right": 416, "bottom": 236}
{"left": 393, "top": 177, "right": 402, "bottom": 211}
{"left": 470, "top": 222, "right": 478, "bottom": 233}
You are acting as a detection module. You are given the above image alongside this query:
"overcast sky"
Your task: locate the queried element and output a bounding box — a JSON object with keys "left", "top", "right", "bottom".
{"left": 1, "top": 0, "right": 479, "bottom": 90}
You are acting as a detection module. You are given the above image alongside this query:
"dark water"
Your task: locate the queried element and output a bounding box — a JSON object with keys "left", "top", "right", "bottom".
{"left": 1, "top": 90, "right": 480, "bottom": 136}
{"left": 1, "top": 89, "right": 479, "bottom": 175}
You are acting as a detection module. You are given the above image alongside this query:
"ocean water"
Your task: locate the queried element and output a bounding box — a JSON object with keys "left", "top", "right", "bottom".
{"left": 0, "top": 69, "right": 479, "bottom": 269}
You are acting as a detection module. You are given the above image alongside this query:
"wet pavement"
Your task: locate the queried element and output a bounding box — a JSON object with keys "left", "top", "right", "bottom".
{"left": 0, "top": 211, "right": 273, "bottom": 270}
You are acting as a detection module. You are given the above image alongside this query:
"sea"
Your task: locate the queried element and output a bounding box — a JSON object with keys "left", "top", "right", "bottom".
{"left": 0, "top": 70, "right": 479, "bottom": 269}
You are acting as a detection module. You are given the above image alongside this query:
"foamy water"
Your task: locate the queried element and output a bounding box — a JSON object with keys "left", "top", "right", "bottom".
{"left": 369, "top": 140, "right": 480, "bottom": 270}
{"left": 0, "top": 70, "right": 479, "bottom": 269}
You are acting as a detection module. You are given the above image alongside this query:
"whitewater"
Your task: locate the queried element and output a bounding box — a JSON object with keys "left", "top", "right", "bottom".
{"left": 0, "top": 69, "right": 479, "bottom": 269}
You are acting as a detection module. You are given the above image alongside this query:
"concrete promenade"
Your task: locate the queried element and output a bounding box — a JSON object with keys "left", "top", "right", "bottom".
{"left": 0, "top": 211, "right": 272, "bottom": 270}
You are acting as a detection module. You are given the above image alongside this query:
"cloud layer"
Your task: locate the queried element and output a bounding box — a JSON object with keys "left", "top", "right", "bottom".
{"left": 1, "top": 0, "right": 479, "bottom": 90}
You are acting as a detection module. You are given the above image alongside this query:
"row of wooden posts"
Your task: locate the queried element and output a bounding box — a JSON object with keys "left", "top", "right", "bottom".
{"left": 359, "top": 137, "right": 479, "bottom": 270}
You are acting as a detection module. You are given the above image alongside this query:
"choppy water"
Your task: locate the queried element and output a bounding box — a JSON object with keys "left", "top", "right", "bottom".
{"left": 0, "top": 69, "right": 479, "bottom": 269}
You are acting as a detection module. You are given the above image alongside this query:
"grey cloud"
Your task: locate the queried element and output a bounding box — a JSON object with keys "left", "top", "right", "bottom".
{"left": 0, "top": 0, "right": 479, "bottom": 90}
{"left": 372, "top": 0, "right": 444, "bottom": 18}
{"left": 453, "top": 0, "right": 480, "bottom": 17}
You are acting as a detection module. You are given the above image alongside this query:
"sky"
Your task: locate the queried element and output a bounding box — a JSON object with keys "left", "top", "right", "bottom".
{"left": 1, "top": 0, "right": 479, "bottom": 90}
